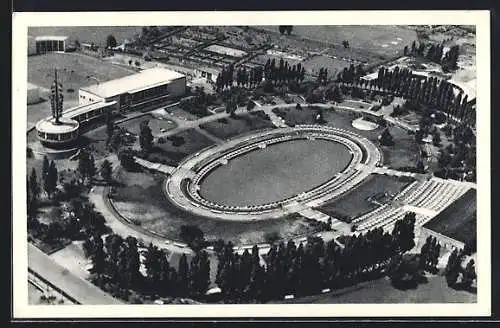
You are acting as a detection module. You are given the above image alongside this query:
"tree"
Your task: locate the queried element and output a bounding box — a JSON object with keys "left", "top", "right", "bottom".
{"left": 106, "top": 35, "right": 117, "bottom": 49}
{"left": 189, "top": 251, "right": 211, "bottom": 296}
{"left": 246, "top": 99, "right": 256, "bottom": 111}
{"left": 100, "top": 159, "right": 113, "bottom": 183}
{"left": 29, "top": 168, "right": 40, "bottom": 201}
{"left": 43, "top": 160, "right": 58, "bottom": 198}
{"left": 225, "top": 99, "right": 238, "bottom": 117}
{"left": 118, "top": 148, "right": 136, "bottom": 171}
{"left": 378, "top": 128, "right": 395, "bottom": 146}
{"left": 179, "top": 225, "right": 205, "bottom": 251}
{"left": 42, "top": 156, "right": 50, "bottom": 181}
{"left": 177, "top": 253, "right": 190, "bottom": 295}
{"left": 105, "top": 113, "right": 115, "bottom": 145}
{"left": 432, "top": 130, "right": 441, "bottom": 147}
{"left": 143, "top": 243, "right": 162, "bottom": 286}
{"left": 264, "top": 231, "right": 281, "bottom": 244}
{"left": 462, "top": 259, "right": 476, "bottom": 288}
{"left": 342, "top": 40, "right": 350, "bottom": 49}
{"left": 78, "top": 149, "right": 97, "bottom": 183}
{"left": 391, "top": 212, "right": 416, "bottom": 253}
{"left": 139, "top": 120, "right": 154, "bottom": 153}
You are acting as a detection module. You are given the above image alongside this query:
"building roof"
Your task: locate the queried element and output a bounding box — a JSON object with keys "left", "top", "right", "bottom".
{"left": 34, "top": 35, "right": 68, "bottom": 42}
{"left": 62, "top": 101, "right": 117, "bottom": 119}
{"left": 36, "top": 116, "right": 79, "bottom": 134}
{"left": 80, "top": 67, "right": 185, "bottom": 99}
{"left": 423, "top": 188, "right": 477, "bottom": 244}
{"left": 28, "top": 244, "right": 123, "bottom": 304}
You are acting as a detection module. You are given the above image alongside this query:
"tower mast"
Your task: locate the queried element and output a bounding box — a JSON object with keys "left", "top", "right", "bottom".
{"left": 54, "top": 68, "right": 60, "bottom": 124}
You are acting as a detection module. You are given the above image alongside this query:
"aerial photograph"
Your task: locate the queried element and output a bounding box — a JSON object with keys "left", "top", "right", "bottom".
{"left": 25, "top": 24, "right": 478, "bottom": 306}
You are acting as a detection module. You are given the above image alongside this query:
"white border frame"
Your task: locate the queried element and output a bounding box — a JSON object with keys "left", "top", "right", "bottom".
{"left": 12, "top": 10, "right": 491, "bottom": 318}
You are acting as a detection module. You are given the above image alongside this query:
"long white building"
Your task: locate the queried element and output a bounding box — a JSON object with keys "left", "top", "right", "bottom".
{"left": 79, "top": 67, "right": 186, "bottom": 112}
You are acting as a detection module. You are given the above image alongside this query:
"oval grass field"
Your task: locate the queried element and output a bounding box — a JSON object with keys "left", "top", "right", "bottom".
{"left": 199, "top": 138, "right": 353, "bottom": 207}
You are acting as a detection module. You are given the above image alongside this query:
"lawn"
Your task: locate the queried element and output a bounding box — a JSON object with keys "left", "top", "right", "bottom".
{"left": 28, "top": 26, "right": 143, "bottom": 47}
{"left": 111, "top": 168, "right": 321, "bottom": 245}
{"left": 423, "top": 189, "right": 477, "bottom": 245}
{"left": 302, "top": 55, "right": 351, "bottom": 77}
{"left": 199, "top": 111, "right": 275, "bottom": 140}
{"left": 338, "top": 99, "right": 373, "bottom": 110}
{"left": 271, "top": 274, "right": 476, "bottom": 304}
{"left": 119, "top": 114, "right": 178, "bottom": 136}
{"left": 28, "top": 52, "right": 135, "bottom": 103}
{"left": 253, "top": 25, "right": 417, "bottom": 67}
{"left": 316, "top": 174, "right": 414, "bottom": 222}
{"left": 144, "top": 128, "right": 215, "bottom": 166}
{"left": 199, "top": 138, "right": 353, "bottom": 207}
{"left": 258, "top": 25, "right": 416, "bottom": 58}
{"left": 164, "top": 105, "right": 200, "bottom": 121}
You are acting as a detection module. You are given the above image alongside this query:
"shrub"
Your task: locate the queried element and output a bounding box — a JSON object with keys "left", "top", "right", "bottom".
{"left": 264, "top": 231, "right": 281, "bottom": 244}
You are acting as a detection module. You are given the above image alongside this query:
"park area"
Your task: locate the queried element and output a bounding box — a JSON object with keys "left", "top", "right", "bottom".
{"left": 273, "top": 105, "right": 421, "bottom": 170}
{"left": 110, "top": 168, "right": 321, "bottom": 245}
{"left": 199, "top": 111, "right": 275, "bottom": 140}
{"left": 143, "top": 128, "right": 215, "bottom": 166}
{"left": 316, "top": 174, "right": 415, "bottom": 222}
{"left": 199, "top": 138, "right": 353, "bottom": 207}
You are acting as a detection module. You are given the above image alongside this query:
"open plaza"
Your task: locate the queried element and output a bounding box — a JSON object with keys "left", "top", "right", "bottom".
{"left": 24, "top": 24, "right": 478, "bottom": 306}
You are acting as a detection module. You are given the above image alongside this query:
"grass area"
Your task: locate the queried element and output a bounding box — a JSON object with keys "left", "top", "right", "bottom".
{"left": 164, "top": 105, "right": 200, "bottom": 121}
{"left": 29, "top": 26, "right": 142, "bottom": 47}
{"left": 379, "top": 126, "right": 421, "bottom": 169}
{"left": 302, "top": 55, "right": 351, "bottom": 77}
{"left": 272, "top": 104, "right": 419, "bottom": 169}
{"left": 28, "top": 53, "right": 135, "bottom": 102}
{"left": 316, "top": 174, "right": 414, "bottom": 222}
{"left": 111, "top": 168, "right": 320, "bottom": 245}
{"left": 118, "top": 114, "right": 178, "bottom": 136}
{"left": 271, "top": 274, "right": 476, "bottom": 304}
{"left": 282, "top": 25, "right": 415, "bottom": 56}
{"left": 144, "top": 128, "right": 215, "bottom": 166}
{"left": 338, "top": 99, "right": 373, "bottom": 110}
{"left": 199, "top": 138, "right": 352, "bottom": 207}
{"left": 423, "top": 189, "right": 477, "bottom": 244}
{"left": 199, "top": 111, "right": 275, "bottom": 140}
{"left": 254, "top": 25, "right": 416, "bottom": 66}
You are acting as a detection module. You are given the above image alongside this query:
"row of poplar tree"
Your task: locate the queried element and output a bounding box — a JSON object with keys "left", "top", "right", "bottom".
{"left": 82, "top": 212, "right": 416, "bottom": 302}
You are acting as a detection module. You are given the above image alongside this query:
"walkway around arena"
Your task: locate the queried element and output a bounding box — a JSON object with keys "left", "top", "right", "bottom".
{"left": 28, "top": 243, "right": 123, "bottom": 305}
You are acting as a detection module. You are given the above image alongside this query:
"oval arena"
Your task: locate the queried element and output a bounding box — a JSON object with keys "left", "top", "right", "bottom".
{"left": 165, "top": 125, "right": 382, "bottom": 221}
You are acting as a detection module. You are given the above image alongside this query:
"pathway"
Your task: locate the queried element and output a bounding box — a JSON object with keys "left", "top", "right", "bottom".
{"left": 133, "top": 156, "right": 176, "bottom": 175}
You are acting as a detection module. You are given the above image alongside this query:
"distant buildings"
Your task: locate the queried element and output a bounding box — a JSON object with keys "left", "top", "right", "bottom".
{"left": 29, "top": 36, "right": 68, "bottom": 54}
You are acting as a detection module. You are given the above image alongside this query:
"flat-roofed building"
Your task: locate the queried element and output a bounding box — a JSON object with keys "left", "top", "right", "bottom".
{"left": 79, "top": 67, "right": 186, "bottom": 112}
{"left": 34, "top": 35, "right": 68, "bottom": 53}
